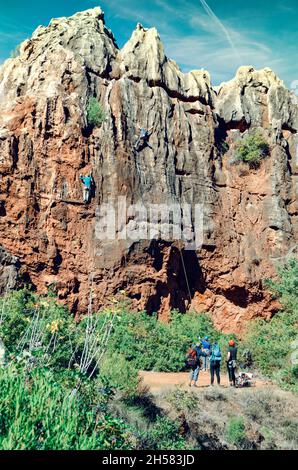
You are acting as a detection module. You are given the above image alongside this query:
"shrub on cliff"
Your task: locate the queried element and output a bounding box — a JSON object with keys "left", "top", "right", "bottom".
{"left": 86, "top": 97, "right": 105, "bottom": 127}
{"left": 233, "top": 130, "right": 269, "bottom": 168}
{"left": 244, "top": 259, "right": 298, "bottom": 392}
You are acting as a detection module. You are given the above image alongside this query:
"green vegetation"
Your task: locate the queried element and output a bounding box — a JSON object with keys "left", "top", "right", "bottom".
{"left": 100, "top": 352, "right": 140, "bottom": 397}
{"left": 0, "top": 366, "right": 133, "bottom": 450}
{"left": 0, "top": 289, "right": 194, "bottom": 450}
{"left": 86, "top": 97, "right": 105, "bottom": 127}
{"left": 233, "top": 130, "right": 269, "bottom": 168}
{"left": 245, "top": 259, "right": 298, "bottom": 392}
{"left": 105, "top": 309, "right": 230, "bottom": 372}
{"left": 0, "top": 289, "right": 78, "bottom": 371}
{"left": 142, "top": 416, "right": 189, "bottom": 450}
{"left": 226, "top": 416, "right": 246, "bottom": 446}
{"left": 0, "top": 289, "right": 228, "bottom": 373}
{"left": 0, "top": 256, "right": 297, "bottom": 449}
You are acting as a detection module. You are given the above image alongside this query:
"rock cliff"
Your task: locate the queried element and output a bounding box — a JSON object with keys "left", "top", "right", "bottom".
{"left": 0, "top": 7, "right": 297, "bottom": 332}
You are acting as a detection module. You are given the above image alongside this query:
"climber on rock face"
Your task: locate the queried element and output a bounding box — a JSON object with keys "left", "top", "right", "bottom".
{"left": 134, "top": 126, "right": 153, "bottom": 151}
{"left": 79, "top": 173, "right": 93, "bottom": 203}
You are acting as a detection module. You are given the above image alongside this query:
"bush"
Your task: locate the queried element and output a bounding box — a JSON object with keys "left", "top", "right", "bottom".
{"left": 0, "top": 365, "right": 134, "bottom": 450}
{"left": 226, "top": 416, "right": 246, "bottom": 446}
{"left": 100, "top": 353, "right": 140, "bottom": 397}
{"left": 86, "top": 97, "right": 105, "bottom": 127}
{"left": 0, "top": 289, "right": 233, "bottom": 375}
{"left": 141, "top": 416, "right": 190, "bottom": 450}
{"left": 233, "top": 130, "right": 269, "bottom": 168}
{"left": 106, "top": 309, "right": 223, "bottom": 372}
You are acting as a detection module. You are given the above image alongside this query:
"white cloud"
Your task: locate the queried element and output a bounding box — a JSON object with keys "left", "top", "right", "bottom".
{"left": 0, "top": 31, "right": 29, "bottom": 43}
{"left": 162, "top": 32, "right": 292, "bottom": 85}
{"left": 103, "top": 0, "right": 296, "bottom": 85}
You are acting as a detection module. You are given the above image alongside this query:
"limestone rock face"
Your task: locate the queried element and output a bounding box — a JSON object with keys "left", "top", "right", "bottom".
{"left": 0, "top": 7, "right": 297, "bottom": 332}
{"left": 216, "top": 66, "right": 298, "bottom": 131}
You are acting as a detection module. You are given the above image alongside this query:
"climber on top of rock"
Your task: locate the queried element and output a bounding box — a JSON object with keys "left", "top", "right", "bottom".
{"left": 79, "top": 173, "right": 94, "bottom": 204}
{"left": 134, "top": 125, "right": 154, "bottom": 151}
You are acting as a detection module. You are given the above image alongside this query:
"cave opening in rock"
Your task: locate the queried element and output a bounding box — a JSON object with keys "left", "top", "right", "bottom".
{"left": 225, "top": 118, "right": 249, "bottom": 133}
{"left": 144, "top": 245, "right": 205, "bottom": 315}
{"left": 175, "top": 248, "right": 205, "bottom": 299}
{"left": 147, "top": 239, "right": 164, "bottom": 271}
{"left": 223, "top": 286, "right": 249, "bottom": 308}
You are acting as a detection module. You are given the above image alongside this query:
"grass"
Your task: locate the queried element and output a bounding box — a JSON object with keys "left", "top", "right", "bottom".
{"left": 0, "top": 365, "right": 134, "bottom": 450}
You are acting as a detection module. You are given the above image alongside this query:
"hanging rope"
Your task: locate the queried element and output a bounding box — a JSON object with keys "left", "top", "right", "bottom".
{"left": 178, "top": 240, "right": 193, "bottom": 307}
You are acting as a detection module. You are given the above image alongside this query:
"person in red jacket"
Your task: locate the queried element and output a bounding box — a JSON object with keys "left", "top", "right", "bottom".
{"left": 227, "top": 339, "right": 238, "bottom": 386}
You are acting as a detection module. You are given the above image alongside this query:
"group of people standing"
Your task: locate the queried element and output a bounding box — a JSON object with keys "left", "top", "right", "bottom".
{"left": 186, "top": 336, "right": 238, "bottom": 388}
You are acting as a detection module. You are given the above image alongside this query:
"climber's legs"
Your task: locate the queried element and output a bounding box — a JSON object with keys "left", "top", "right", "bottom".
{"left": 134, "top": 137, "right": 143, "bottom": 150}
{"left": 134, "top": 137, "right": 152, "bottom": 151}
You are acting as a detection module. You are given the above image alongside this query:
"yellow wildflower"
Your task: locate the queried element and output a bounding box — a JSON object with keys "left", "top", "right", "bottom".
{"left": 47, "top": 320, "right": 59, "bottom": 334}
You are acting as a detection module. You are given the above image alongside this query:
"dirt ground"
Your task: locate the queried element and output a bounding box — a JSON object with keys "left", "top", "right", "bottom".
{"left": 140, "top": 369, "right": 270, "bottom": 393}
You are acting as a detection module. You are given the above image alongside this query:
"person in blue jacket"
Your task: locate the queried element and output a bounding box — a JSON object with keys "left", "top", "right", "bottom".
{"left": 201, "top": 336, "right": 211, "bottom": 371}
{"left": 80, "top": 174, "right": 93, "bottom": 203}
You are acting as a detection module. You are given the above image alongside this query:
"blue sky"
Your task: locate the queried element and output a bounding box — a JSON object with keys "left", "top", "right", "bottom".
{"left": 0, "top": 0, "right": 297, "bottom": 87}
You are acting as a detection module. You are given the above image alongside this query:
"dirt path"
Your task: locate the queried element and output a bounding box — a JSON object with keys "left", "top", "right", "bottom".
{"left": 140, "top": 370, "right": 270, "bottom": 393}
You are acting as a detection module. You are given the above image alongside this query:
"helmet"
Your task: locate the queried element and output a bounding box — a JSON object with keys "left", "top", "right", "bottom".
{"left": 204, "top": 336, "right": 209, "bottom": 340}
{"left": 229, "top": 340, "right": 235, "bottom": 347}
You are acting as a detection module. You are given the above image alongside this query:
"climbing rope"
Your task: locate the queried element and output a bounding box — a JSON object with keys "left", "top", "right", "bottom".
{"left": 178, "top": 240, "right": 193, "bottom": 307}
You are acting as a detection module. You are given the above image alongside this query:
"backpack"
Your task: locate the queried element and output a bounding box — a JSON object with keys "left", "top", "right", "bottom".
{"left": 186, "top": 348, "right": 198, "bottom": 367}
{"left": 211, "top": 344, "right": 221, "bottom": 361}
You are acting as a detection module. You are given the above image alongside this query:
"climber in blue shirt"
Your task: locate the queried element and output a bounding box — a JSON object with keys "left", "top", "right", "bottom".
{"left": 80, "top": 173, "right": 93, "bottom": 203}
{"left": 134, "top": 125, "right": 153, "bottom": 151}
